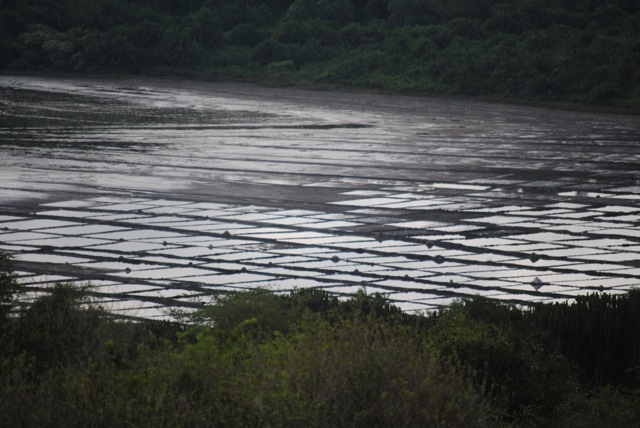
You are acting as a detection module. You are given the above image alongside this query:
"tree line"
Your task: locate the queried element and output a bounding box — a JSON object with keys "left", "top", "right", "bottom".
{"left": 2, "top": 252, "right": 640, "bottom": 426}
{"left": 1, "top": 0, "right": 639, "bottom": 108}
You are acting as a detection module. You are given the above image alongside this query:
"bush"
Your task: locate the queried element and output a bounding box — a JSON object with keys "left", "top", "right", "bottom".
{"left": 428, "top": 298, "right": 583, "bottom": 424}
{"left": 183, "top": 287, "right": 407, "bottom": 335}
{"left": 0, "top": 253, "right": 19, "bottom": 321}
{"left": 13, "top": 283, "right": 109, "bottom": 369}
{"left": 2, "top": 265, "right": 640, "bottom": 427}
{"left": 140, "top": 314, "right": 498, "bottom": 427}
{"left": 244, "top": 315, "right": 497, "bottom": 427}
{"left": 557, "top": 384, "right": 640, "bottom": 428}
{"left": 251, "top": 38, "right": 290, "bottom": 64}
{"left": 227, "top": 23, "right": 263, "bottom": 47}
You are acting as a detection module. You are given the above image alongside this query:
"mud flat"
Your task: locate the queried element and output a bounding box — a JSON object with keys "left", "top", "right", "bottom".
{"left": 1, "top": 75, "right": 640, "bottom": 319}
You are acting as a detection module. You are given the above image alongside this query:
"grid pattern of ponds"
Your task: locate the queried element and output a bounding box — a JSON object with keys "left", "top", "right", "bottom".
{"left": 3, "top": 181, "right": 639, "bottom": 319}
{"left": 2, "top": 77, "right": 639, "bottom": 320}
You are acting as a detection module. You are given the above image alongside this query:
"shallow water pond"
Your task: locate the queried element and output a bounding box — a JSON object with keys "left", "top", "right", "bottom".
{"left": 2, "top": 76, "right": 640, "bottom": 319}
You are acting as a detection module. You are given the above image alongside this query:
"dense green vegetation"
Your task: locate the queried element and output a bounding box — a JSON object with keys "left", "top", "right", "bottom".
{"left": 2, "top": 252, "right": 640, "bottom": 426}
{"left": 1, "top": 0, "right": 639, "bottom": 108}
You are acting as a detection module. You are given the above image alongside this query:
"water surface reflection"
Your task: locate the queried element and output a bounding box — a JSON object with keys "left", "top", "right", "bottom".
{"left": 1, "top": 76, "right": 640, "bottom": 319}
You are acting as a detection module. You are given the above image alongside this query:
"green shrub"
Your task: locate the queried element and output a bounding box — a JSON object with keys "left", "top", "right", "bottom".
{"left": 244, "top": 315, "right": 498, "bottom": 427}
{"left": 227, "top": 23, "right": 263, "bottom": 47}
{"left": 143, "top": 313, "right": 498, "bottom": 427}
{"left": 2, "top": 269, "right": 640, "bottom": 426}
{"left": 428, "top": 297, "right": 582, "bottom": 425}
{"left": 0, "top": 253, "right": 19, "bottom": 321}
{"left": 557, "top": 385, "right": 640, "bottom": 428}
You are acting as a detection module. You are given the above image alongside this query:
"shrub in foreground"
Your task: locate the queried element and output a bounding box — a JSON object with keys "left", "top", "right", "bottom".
{"left": 1, "top": 252, "right": 640, "bottom": 427}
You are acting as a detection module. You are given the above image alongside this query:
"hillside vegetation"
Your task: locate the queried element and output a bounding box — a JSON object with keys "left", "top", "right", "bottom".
{"left": 1, "top": 0, "right": 639, "bottom": 108}
{"left": 2, "top": 253, "right": 640, "bottom": 426}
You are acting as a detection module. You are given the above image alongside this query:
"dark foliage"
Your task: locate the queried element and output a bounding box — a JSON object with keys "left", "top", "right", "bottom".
{"left": 526, "top": 291, "right": 640, "bottom": 388}
{"left": 2, "top": 255, "right": 640, "bottom": 426}
{"left": 1, "top": 0, "right": 639, "bottom": 108}
{"left": 0, "top": 253, "right": 19, "bottom": 321}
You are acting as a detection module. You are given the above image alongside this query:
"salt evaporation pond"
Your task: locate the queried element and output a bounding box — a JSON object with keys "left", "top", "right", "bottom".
{"left": 1, "top": 75, "right": 640, "bottom": 319}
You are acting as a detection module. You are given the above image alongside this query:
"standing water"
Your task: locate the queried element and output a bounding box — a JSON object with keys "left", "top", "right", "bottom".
{"left": 1, "top": 76, "right": 640, "bottom": 319}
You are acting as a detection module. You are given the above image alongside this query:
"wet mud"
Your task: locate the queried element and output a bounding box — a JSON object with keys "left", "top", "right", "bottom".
{"left": 1, "top": 76, "right": 640, "bottom": 319}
